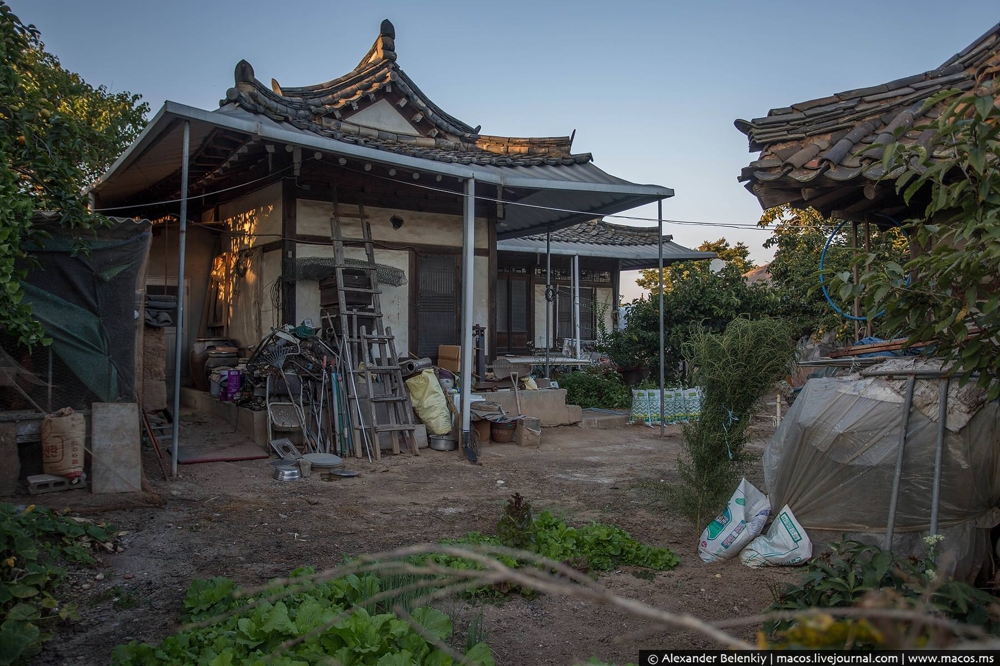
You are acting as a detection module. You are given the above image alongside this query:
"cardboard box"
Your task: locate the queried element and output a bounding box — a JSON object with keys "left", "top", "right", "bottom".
{"left": 437, "top": 345, "right": 461, "bottom": 373}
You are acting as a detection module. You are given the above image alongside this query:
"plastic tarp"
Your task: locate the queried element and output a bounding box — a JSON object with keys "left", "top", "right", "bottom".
{"left": 764, "top": 366, "right": 1000, "bottom": 581}
{"left": 18, "top": 218, "right": 151, "bottom": 404}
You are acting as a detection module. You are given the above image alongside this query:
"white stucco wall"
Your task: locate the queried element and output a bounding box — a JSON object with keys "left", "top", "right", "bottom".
{"left": 218, "top": 181, "right": 282, "bottom": 247}
{"left": 219, "top": 183, "right": 283, "bottom": 350}
{"left": 296, "top": 199, "right": 488, "bottom": 249}
{"left": 294, "top": 243, "right": 411, "bottom": 353}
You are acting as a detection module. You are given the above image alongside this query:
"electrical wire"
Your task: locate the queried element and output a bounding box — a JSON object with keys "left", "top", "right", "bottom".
{"left": 90, "top": 147, "right": 817, "bottom": 232}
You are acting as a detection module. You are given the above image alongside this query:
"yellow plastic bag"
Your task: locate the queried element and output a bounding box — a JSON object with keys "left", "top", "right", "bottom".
{"left": 405, "top": 369, "right": 452, "bottom": 435}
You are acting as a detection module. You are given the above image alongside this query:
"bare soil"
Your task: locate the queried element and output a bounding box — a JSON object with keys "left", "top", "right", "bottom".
{"left": 25, "top": 411, "right": 798, "bottom": 666}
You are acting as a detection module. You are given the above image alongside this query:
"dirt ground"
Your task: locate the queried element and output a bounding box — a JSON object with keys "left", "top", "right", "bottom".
{"left": 24, "top": 410, "right": 800, "bottom": 666}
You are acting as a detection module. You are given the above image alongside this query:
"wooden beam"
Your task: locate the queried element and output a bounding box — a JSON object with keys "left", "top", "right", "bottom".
{"left": 281, "top": 178, "right": 297, "bottom": 325}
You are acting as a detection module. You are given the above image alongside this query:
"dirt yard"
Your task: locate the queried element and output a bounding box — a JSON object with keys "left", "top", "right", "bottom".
{"left": 25, "top": 411, "right": 799, "bottom": 666}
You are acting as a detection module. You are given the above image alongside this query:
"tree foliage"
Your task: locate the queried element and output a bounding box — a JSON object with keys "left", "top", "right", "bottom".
{"left": 602, "top": 262, "right": 779, "bottom": 384}
{"left": 0, "top": 3, "right": 148, "bottom": 346}
{"left": 759, "top": 205, "right": 909, "bottom": 340}
{"left": 843, "top": 79, "right": 1000, "bottom": 397}
{"left": 636, "top": 237, "right": 754, "bottom": 295}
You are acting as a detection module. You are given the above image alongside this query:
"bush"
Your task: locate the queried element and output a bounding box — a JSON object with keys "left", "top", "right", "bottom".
{"left": 674, "top": 318, "right": 796, "bottom": 528}
{"left": 558, "top": 368, "right": 632, "bottom": 409}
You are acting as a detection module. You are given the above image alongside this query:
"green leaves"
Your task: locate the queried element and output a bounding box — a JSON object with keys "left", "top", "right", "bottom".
{"left": 0, "top": 502, "right": 116, "bottom": 664}
{"left": 766, "top": 539, "right": 1000, "bottom": 644}
{"left": 113, "top": 571, "right": 494, "bottom": 666}
{"left": 0, "top": 3, "right": 148, "bottom": 346}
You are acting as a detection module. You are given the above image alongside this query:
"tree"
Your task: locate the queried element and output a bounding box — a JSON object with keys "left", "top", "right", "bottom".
{"left": 604, "top": 261, "right": 779, "bottom": 385}
{"left": 0, "top": 3, "right": 148, "bottom": 346}
{"left": 759, "top": 205, "right": 909, "bottom": 340}
{"left": 847, "top": 79, "right": 1000, "bottom": 398}
{"left": 636, "top": 238, "right": 755, "bottom": 296}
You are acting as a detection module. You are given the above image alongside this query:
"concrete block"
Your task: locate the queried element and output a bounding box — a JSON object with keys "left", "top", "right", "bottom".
{"left": 578, "top": 410, "right": 630, "bottom": 429}
{"left": 0, "top": 424, "right": 19, "bottom": 495}
{"left": 482, "top": 388, "right": 582, "bottom": 426}
{"left": 91, "top": 403, "right": 142, "bottom": 494}
{"left": 181, "top": 388, "right": 269, "bottom": 450}
{"left": 27, "top": 473, "right": 87, "bottom": 494}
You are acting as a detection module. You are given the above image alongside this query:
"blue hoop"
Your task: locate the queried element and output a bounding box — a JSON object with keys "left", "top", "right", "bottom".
{"left": 818, "top": 215, "right": 908, "bottom": 322}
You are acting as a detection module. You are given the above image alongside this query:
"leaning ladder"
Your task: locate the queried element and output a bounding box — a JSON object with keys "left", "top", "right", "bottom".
{"left": 321, "top": 195, "right": 418, "bottom": 459}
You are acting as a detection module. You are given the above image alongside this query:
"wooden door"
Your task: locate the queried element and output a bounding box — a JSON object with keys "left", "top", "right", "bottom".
{"left": 416, "top": 254, "right": 459, "bottom": 360}
{"left": 496, "top": 275, "right": 530, "bottom": 354}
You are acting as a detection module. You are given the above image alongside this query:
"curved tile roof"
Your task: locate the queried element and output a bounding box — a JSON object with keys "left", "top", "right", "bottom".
{"left": 735, "top": 22, "right": 1000, "bottom": 215}
{"left": 220, "top": 19, "right": 591, "bottom": 168}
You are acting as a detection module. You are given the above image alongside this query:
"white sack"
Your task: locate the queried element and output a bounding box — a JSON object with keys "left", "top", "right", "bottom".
{"left": 739, "top": 504, "right": 812, "bottom": 567}
{"left": 697, "top": 478, "right": 770, "bottom": 563}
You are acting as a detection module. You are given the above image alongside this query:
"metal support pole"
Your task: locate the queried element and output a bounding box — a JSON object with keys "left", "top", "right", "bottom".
{"left": 170, "top": 121, "right": 190, "bottom": 478}
{"left": 852, "top": 221, "right": 861, "bottom": 342}
{"left": 545, "top": 231, "right": 551, "bottom": 378}
{"left": 572, "top": 254, "right": 581, "bottom": 359}
{"left": 930, "top": 378, "right": 949, "bottom": 535}
{"left": 460, "top": 178, "right": 475, "bottom": 446}
{"left": 657, "top": 200, "right": 665, "bottom": 437}
{"left": 47, "top": 347, "right": 53, "bottom": 413}
{"left": 884, "top": 373, "right": 916, "bottom": 550}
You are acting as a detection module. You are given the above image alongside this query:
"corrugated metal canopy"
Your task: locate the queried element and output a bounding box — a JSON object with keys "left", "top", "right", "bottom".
{"left": 497, "top": 235, "right": 715, "bottom": 269}
{"left": 91, "top": 102, "right": 673, "bottom": 237}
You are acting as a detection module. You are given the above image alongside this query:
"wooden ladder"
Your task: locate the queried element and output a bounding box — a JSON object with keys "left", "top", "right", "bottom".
{"left": 321, "top": 193, "right": 418, "bottom": 459}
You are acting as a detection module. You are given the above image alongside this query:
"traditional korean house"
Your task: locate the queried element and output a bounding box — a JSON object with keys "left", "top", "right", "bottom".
{"left": 735, "top": 22, "right": 1000, "bottom": 222}
{"left": 90, "top": 19, "right": 680, "bottom": 445}
{"left": 495, "top": 219, "right": 714, "bottom": 355}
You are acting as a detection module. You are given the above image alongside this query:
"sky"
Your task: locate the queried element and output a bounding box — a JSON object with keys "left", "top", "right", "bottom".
{"left": 11, "top": 0, "right": 998, "bottom": 300}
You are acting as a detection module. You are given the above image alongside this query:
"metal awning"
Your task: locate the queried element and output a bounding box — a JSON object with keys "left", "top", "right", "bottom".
{"left": 91, "top": 102, "right": 673, "bottom": 238}
{"left": 497, "top": 236, "right": 715, "bottom": 269}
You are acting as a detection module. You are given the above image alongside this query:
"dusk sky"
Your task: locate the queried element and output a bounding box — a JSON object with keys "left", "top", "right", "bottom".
{"left": 12, "top": 0, "right": 998, "bottom": 299}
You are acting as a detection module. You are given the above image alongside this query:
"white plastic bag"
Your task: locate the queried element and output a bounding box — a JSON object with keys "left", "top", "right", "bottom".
{"left": 698, "top": 478, "right": 771, "bottom": 563}
{"left": 739, "top": 504, "right": 813, "bottom": 567}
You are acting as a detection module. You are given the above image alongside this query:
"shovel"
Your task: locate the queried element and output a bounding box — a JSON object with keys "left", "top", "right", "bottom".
{"left": 510, "top": 371, "right": 522, "bottom": 416}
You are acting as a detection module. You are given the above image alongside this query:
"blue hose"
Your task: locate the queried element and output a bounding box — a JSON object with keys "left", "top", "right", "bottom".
{"left": 819, "top": 216, "right": 907, "bottom": 322}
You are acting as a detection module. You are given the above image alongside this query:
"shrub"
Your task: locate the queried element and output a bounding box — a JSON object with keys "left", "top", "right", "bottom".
{"left": 558, "top": 367, "right": 632, "bottom": 410}
{"left": 674, "top": 318, "right": 796, "bottom": 528}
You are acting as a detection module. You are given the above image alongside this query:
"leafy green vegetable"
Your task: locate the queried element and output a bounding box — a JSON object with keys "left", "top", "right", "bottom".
{"left": 1, "top": 502, "right": 113, "bottom": 664}
{"left": 766, "top": 539, "right": 1000, "bottom": 645}
{"left": 420, "top": 496, "right": 679, "bottom": 598}
{"left": 112, "top": 571, "right": 494, "bottom": 666}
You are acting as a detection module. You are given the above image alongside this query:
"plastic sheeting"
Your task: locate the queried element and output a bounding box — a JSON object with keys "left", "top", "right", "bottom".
{"left": 18, "top": 217, "right": 151, "bottom": 405}
{"left": 764, "top": 369, "right": 1000, "bottom": 581}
